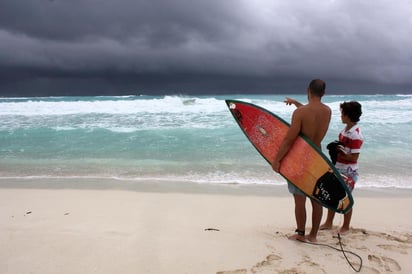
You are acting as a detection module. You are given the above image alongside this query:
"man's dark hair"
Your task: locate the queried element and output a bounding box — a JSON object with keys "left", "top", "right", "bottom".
{"left": 308, "top": 79, "right": 326, "bottom": 97}
{"left": 340, "top": 101, "right": 362, "bottom": 122}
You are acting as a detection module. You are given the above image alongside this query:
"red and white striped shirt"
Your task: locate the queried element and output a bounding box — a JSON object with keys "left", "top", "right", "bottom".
{"left": 336, "top": 125, "right": 363, "bottom": 171}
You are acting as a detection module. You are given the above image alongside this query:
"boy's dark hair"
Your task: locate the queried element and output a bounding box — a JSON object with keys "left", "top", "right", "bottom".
{"left": 340, "top": 101, "right": 362, "bottom": 122}
{"left": 308, "top": 79, "right": 326, "bottom": 97}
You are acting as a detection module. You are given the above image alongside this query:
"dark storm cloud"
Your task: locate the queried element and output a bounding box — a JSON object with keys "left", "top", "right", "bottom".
{"left": 0, "top": 0, "right": 411, "bottom": 96}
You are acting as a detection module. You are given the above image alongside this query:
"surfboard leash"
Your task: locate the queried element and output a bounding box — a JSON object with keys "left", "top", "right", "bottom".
{"left": 336, "top": 233, "right": 363, "bottom": 272}
{"left": 300, "top": 233, "right": 363, "bottom": 272}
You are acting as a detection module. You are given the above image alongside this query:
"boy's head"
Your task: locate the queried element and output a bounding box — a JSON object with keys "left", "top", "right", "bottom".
{"left": 340, "top": 101, "right": 362, "bottom": 122}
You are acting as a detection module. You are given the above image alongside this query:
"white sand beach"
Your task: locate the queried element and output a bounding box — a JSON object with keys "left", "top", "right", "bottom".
{"left": 0, "top": 182, "right": 411, "bottom": 274}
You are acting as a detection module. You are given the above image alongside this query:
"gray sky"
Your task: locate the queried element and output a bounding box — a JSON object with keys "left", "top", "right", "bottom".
{"left": 1, "top": 0, "right": 411, "bottom": 96}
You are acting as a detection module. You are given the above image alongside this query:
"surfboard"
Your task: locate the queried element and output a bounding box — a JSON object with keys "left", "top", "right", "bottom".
{"left": 226, "top": 100, "right": 353, "bottom": 214}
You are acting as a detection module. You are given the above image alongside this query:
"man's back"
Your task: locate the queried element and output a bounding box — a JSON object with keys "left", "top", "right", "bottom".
{"left": 273, "top": 79, "right": 331, "bottom": 172}
{"left": 294, "top": 101, "right": 331, "bottom": 149}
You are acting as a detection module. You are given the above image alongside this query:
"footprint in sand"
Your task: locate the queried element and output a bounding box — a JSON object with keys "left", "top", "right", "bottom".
{"left": 343, "top": 229, "right": 412, "bottom": 252}
{"left": 361, "top": 230, "right": 412, "bottom": 244}
{"left": 277, "top": 268, "right": 302, "bottom": 274}
{"left": 368, "top": 254, "right": 401, "bottom": 272}
{"left": 216, "top": 269, "right": 247, "bottom": 274}
{"left": 377, "top": 244, "right": 408, "bottom": 254}
{"left": 296, "top": 256, "right": 327, "bottom": 274}
{"left": 250, "top": 254, "right": 282, "bottom": 273}
{"left": 356, "top": 265, "right": 380, "bottom": 274}
{"left": 250, "top": 254, "right": 327, "bottom": 274}
{"left": 373, "top": 231, "right": 412, "bottom": 245}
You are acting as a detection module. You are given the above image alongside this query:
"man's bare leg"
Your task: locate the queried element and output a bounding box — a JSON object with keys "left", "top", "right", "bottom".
{"left": 288, "top": 194, "right": 306, "bottom": 241}
{"left": 307, "top": 199, "right": 322, "bottom": 242}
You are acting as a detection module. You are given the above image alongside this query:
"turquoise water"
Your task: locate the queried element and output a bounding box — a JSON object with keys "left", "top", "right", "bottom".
{"left": 1, "top": 94, "right": 411, "bottom": 188}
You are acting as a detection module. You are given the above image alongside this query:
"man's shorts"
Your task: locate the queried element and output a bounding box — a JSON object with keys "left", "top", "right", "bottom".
{"left": 287, "top": 181, "right": 305, "bottom": 195}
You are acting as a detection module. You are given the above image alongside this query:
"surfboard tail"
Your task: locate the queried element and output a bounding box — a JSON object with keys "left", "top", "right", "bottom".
{"left": 313, "top": 171, "right": 352, "bottom": 213}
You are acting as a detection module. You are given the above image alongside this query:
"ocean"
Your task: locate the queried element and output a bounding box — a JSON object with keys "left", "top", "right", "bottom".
{"left": 1, "top": 94, "right": 411, "bottom": 189}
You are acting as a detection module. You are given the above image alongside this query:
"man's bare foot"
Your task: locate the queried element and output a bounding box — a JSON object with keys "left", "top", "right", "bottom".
{"left": 320, "top": 223, "right": 332, "bottom": 230}
{"left": 305, "top": 235, "right": 317, "bottom": 242}
{"left": 288, "top": 234, "right": 306, "bottom": 242}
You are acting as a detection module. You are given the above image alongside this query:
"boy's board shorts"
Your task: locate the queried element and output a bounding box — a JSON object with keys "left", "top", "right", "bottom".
{"left": 337, "top": 168, "right": 358, "bottom": 192}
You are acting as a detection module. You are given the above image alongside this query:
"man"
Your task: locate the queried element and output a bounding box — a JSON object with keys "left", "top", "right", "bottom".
{"left": 272, "top": 79, "right": 331, "bottom": 242}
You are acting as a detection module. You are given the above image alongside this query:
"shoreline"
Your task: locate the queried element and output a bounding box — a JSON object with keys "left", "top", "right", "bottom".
{"left": 1, "top": 177, "right": 412, "bottom": 198}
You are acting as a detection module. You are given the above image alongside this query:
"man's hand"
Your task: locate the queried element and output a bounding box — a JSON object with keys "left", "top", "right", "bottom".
{"left": 283, "top": 97, "right": 302, "bottom": 108}
{"left": 284, "top": 97, "right": 296, "bottom": 106}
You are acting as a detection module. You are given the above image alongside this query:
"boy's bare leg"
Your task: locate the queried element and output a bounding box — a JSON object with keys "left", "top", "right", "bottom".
{"left": 320, "top": 209, "right": 335, "bottom": 230}
{"left": 339, "top": 209, "right": 353, "bottom": 234}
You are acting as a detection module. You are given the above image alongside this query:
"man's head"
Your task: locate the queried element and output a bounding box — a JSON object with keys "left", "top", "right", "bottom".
{"left": 308, "top": 79, "right": 326, "bottom": 97}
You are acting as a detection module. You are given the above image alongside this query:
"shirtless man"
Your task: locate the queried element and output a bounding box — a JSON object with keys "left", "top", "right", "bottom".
{"left": 272, "top": 79, "right": 331, "bottom": 242}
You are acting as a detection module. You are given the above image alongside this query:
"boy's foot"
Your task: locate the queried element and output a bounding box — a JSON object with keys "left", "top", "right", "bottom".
{"left": 339, "top": 227, "right": 350, "bottom": 234}
{"left": 320, "top": 223, "right": 332, "bottom": 230}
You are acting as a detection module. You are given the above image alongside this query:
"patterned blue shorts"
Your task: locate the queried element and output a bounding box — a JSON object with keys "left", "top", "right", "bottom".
{"left": 337, "top": 168, "right": 359, "bottom": 192}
